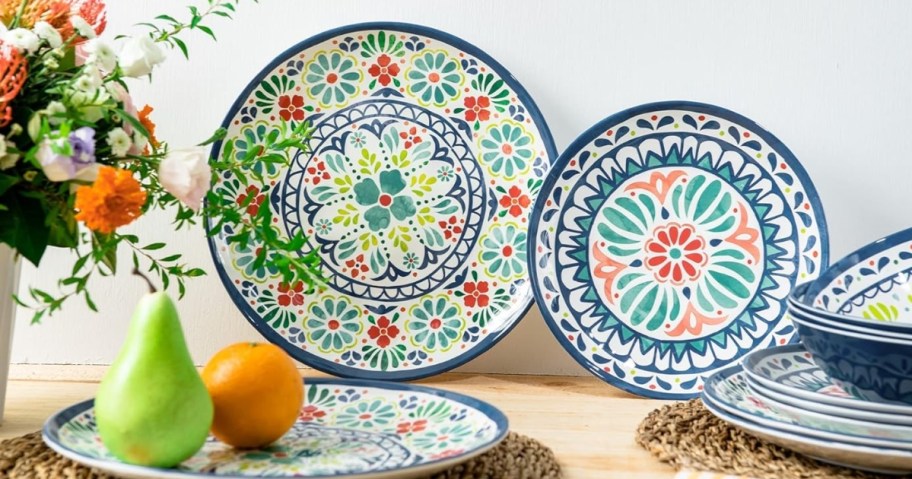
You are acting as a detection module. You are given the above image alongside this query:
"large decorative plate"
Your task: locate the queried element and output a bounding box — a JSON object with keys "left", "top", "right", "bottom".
{"left": 207, "top": 23, "right": 556, "bottom": 380}
{"left": 529, "top": 102, "right": 828, "bottom": 398}
{"left": 43, "top": 378, "right": 508, "bottom": 479}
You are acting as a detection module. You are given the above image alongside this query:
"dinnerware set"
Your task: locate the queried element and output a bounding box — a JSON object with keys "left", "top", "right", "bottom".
{"left": 41, "top": 21, "right": 903, "bottom": 477}
{"left": 701, "top": 228, "right": 912, "bottom": 473}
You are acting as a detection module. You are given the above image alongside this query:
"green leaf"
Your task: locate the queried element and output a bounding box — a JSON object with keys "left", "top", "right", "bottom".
{"left": 196, "top": 24, "right": 216, "bottom": 40}
{"left": 0, "top": 174, "right": 19, "bottom": 196}
{"left": 143, "top": 242, "right": 166, "bottom": 250}
{"left": 197, "top": 128, "right": 227, "bottom": 147}
{"left": 172, "top": 37, "right": 189, "bottom": 59}
{"left": 0, "top": 194, "right": 50, "bottom": 266}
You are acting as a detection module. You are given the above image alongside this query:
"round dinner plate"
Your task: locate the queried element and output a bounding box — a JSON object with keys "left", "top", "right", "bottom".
{"left": 701, "top": 393, "right": 912, "bottom": 474}
{"left": 207, "top": 23, "right": 556, "bottom": 380}
{"left": 43, "top": 378, "right": 508, "bottom": 479}
{"left": 529, "top": 101, "right": 828, "bottom": 398}
{"left": 703, "top": 366, "right": 912, "bottom": 451}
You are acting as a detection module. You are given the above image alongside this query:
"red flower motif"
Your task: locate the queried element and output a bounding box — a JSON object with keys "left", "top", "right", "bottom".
{"left": 299, "top": 405, "right": 326, "bottom": 422}
{"left": 463, "top": 281, "right": 490, "bottom": 308}
{"left": 237, "top": 185, "right": 265, "bottom": 216}
{"left": 307, "top": 159, "right": 331, "bottom": 185}
{"left": 0, "top": 45, "right": 27, "bottom": 128}
{"left": 367, "top": 316, "right": 400, "bottom": 348}
{"left": 368, "top": 54, "right": 401, "bottom": 87}
{"left": 437, "top": 215, "right": 463, "bottom": 240}
{"left": 278, "top": 95, "right": 305, "bottom": 122}
{"left": 399, "top": 126, "right": 422, "bottom": 149}
{"left": 498, "top": 185, "right": 531, "bottom": 218}
{"left": 345, "top": 254, "right": 369, "bottom": 279}
{"left": 463, "top": 96, "right": 491, "bottom": 122}
{"left": 396, "top": 419, "right": 428, "bottom": 434}
{"left": 644, "top": 223, "right": 707, "bottom": 285}
{"left": 277, "top": 281, "right": 305, "bottom": 307}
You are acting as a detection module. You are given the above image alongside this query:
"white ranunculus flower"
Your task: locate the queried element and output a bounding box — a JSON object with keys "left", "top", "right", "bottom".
{"left": 0, "top": 135, "right": 17, "bottom": 170}
{"left": 70, "top": 16, "right": 96, "bottom": 39}
{"left": 5, "top": 28, "right": 40, "bottom": 53}
{"left": 118, "top": 35, "right": 166, "bottom": 78}
{"left": 106, "top": 128, "right": 132, "bottom": 157}
{"left": 83, "top": 39, "right": 116, "bottom": 72}
{"left": 158, "top": 148, "right": 212, "bottom": 212}
{"left": 33, "top": 21, "right": 62, "bottom": 48}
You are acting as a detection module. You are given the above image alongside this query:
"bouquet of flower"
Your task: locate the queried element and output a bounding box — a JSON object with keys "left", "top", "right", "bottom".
{"left": 0, "top": 0, "right": 322, "bottom": 322}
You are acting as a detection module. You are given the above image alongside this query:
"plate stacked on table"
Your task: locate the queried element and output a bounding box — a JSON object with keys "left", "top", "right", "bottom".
{"left": 700, "top": 227, "right": 912, "bottom": 474}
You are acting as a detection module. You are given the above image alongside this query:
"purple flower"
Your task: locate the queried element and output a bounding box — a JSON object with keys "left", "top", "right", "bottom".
{"left": 39, "top": 127, "right": 99, "bottom": 182}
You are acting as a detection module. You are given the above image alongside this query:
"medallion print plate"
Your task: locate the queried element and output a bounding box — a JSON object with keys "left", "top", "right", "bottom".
{"left": 529, "top": 102, "right": 828, "bottom": 398}
{"left": 207, "top": 23, "right": 556, "bottom": 379}
{"left": 43, "top": 379, "right": 508, "bottom": 479}
{"left": 743, "top": 344, "right": 912, "bottom": 416}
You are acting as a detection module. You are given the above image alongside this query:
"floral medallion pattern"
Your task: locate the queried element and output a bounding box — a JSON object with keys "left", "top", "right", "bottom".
{"left": 48, "top": 380, "right": 507, "bottom": 478}
{"left": 208, "top": 24, "right": 555, "bottom": 379}
{"left": 531, "top": 103, "right": 828, "bottom": 398}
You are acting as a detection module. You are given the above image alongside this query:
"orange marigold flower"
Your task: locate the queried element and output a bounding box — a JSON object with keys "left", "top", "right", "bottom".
{"left": 74, "top": 166, "right": 147, "bottom": 234}
{"left": 0, "top": 43, "right": 27, "bottom": 128}
{"left": 138, "top": 105, "right": 160, "bottom": 151}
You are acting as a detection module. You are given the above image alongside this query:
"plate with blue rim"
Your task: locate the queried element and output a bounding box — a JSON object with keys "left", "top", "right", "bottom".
{"left": 743, "top": 343, "right": 912, "bottom": 417}
{"left": 43, "top": 378, "right": 508, "bottom": 479}
{"left": 529, "top": 101, "right": 828, "bottom": 399}
{"left": 206, "top": 22, "right": 556, "bottom": 380}
{"left": 703, "top": 365, "right": 912, "bottom": 451}
{"left": 702, "top": 388, "right": 912, "bottom": 474}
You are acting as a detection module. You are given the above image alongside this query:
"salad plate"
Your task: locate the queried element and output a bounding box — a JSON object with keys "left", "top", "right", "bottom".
{"left": 529, "top": 101, "right": 828, "bottom": 398}
{"left": 207, "top": 23, "right": 556, "bottom": 380}
{"left": 743, "top": 344, "right": 912, "bottom": 417}
{"left": 43, "top": 378, "right": 508, "bottom": 479}
{"left": 702, "top": 393, "right": 912, "bottom": 474}
{"left": 703, "top": 366, "right": 912, "bottom": 450}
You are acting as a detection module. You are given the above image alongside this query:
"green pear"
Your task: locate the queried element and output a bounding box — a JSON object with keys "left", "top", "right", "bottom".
{"left": 95, "top": 274, "right": 213, "bottom": 468}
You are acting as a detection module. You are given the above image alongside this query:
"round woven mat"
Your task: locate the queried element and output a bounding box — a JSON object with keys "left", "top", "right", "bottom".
{"left": 636, "top": 399, "right": 912, "bottom": 479}
{"left": 0, "top": 431, "right": 560, "bottom": 479}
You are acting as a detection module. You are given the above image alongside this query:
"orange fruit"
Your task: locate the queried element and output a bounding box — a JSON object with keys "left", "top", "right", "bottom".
{"left": 201, "top": 342, "right": 304, "bottom": 448}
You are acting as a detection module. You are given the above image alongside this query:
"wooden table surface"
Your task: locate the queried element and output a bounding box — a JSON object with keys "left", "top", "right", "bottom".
{"left": 0, "top": 367, "right": 680, "bottom": 479}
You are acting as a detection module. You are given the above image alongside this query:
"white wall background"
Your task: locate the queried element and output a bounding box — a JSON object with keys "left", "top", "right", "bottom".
{"left": 10, "top": 0, "right": 912, "bottom": 376}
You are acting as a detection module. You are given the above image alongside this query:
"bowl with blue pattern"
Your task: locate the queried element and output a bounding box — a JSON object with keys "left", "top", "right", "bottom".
{"left": 794, "top": 227, "right": 912, "bottom": 334}
{"left": 790, "top": 304, "right": 912, "bottom": 405}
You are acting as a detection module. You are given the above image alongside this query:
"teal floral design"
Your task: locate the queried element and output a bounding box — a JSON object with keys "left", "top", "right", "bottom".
{"left": 479, "top": 121, "right": 535, "bottom": 180}
{"left": 437, "top": 165, "right": 455, "bottom": 182}
{"left": 406, "top": 50, "right": 464, "bottom": 107}
{"left": 412, "top": 423, "right": 475, "bottom": 450}
{"left": 315, "top": 218, "right": 332, "bottom": 235}
{"left": 233, "top": 122, "right": 285, "bottom": 178}
{"left": 306, "top": 297, "right": 363, "bottom": 353}
{"left": 335, "top": 399, "right": 398, "bottom": 429}
{"left": 353, "top": 170, "right": 417, "bottom": 231}
{"left": 304, "top": 51, "right": 362, "bottom": 108}
{"left": 403, "top": 252, "right": 420, "bottom": 270}
{"left": 479, "top": 223, "right": 527, "bottom": 281}
{"left": 231, "top": 242, "right": 280, "bottom": 280}
{"left": 407, "top": 295, "right": 465, "bottom": 352}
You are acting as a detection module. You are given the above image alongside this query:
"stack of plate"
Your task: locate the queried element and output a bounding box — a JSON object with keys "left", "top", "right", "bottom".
{"left": 702, "top": 227, "right": 912, "bottom": 474}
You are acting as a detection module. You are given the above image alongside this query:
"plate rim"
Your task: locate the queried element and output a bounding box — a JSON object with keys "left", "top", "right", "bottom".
{"left": 204, "top": 21, "right": 558, "bottom": 381}
{"left": 704, "top": 365, "right": 912, "bottom": 449}
{"left": 42, "top": 377, "right": 510, "bottom": 479}
{"left": 527, "top": 100, "right": 830, "bottom": 399}
{"left": 743, "top": 343, "right": 912, "bottom": 415}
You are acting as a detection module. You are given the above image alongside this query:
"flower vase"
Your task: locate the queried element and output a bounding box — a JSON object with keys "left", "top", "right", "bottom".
{"left": 0, "top": 244, "right": 19, "bottom": 425}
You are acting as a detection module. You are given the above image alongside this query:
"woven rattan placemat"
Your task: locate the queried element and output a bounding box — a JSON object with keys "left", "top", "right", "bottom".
{"left": 0, "top": 431, "right": 561, "bottom": 479}
{"left": 636, "top": 399, "right": 912, "bottom": 479}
